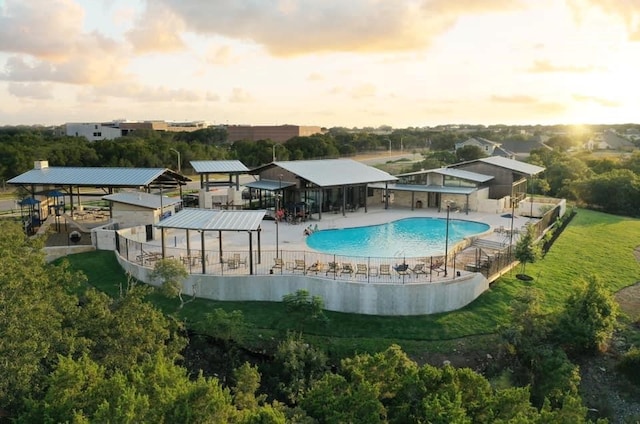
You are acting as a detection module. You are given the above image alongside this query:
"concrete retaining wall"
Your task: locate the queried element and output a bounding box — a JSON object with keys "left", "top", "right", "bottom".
{"left": 117, "top": 254, "right": 489, "bottom": 316}
{"left": 45, "top": 245, "right": 96, "bottom": 262}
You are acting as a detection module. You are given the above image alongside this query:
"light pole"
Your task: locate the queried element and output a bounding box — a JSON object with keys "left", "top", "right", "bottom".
{"left": 444, "top": 202, "right": 450, "bottom": 277}
{"left": 275, "top": 175, "right": 282, "bottom": 257}
{"left": 169, "top": 148, "right": 181, "bottom": 173}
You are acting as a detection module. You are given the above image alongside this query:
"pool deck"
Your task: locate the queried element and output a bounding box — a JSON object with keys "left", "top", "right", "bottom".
{"left": 157, "top": 204, "right": 534, "bottom": 255}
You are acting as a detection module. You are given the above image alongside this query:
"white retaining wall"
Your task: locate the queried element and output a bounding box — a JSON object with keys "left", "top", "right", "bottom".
{"left": 117, "top": 254, "right": 489, "bottom": 316}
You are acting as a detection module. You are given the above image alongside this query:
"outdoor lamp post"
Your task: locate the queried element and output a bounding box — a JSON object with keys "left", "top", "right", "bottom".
{"left": 444, "top": 202, "right": 450, "bottom": 277}
{"left": 169, "top": 148, "right": 181, "bottom": 173}
{"left": 275, "top": 175, "right": 282, "bottom": 257}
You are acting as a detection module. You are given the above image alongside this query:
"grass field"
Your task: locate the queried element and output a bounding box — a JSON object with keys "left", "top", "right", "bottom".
{"left": 63, "top": 208, "right": 640, "bottom": 358}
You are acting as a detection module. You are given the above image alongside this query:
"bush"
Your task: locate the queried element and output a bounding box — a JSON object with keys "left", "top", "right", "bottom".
{"left": 617, "top": 346, "right": 640, "bottom": 386}
{"left": 555, "top": 275, "right": 618, "bottom": 355}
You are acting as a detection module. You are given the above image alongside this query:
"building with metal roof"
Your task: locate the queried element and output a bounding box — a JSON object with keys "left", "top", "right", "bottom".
{"left": 8, "top": 160, "right": 191, "bottom": 233}
{"left": 450, "top": 156, "right": 545, "bottom": 200}
{"left": 249, "top": 159, "right": 397, "bottom": 219}
{"left": 154, "top": 208, "right": 266, "bottom": 274}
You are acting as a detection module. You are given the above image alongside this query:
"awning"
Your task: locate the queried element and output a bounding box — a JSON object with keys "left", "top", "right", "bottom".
{"left": 244, "top": 179, "right": 296, "bottom": 191}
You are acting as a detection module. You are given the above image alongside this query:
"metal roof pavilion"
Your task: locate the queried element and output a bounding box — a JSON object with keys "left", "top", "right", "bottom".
{"left": 267, "top": 159, "right": 397, "bottom": 187}
{"left": 190, "top": 160, "right": 250, "bottom": 174}
{"left": 8, "top": 166, "right": 189, "bottom": 188}
{"left": 155, "top": 208, "right": 266, "bottom": 231}
{"left": 154, "top": 208, "right": 267, "bottom": 274}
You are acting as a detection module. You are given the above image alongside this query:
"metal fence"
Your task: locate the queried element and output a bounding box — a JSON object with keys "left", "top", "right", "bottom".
{"left": 115, "top": 232, "right": 501, "bottom": 284}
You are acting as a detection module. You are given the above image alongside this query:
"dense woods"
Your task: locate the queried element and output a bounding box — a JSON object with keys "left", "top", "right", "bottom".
{"left": 1, "top": 125, "right": 639, "bottom": 216}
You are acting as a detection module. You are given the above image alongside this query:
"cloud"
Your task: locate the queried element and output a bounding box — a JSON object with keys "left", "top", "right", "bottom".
{"left": 7, "top": 82, "right": 54, "bottom": 99}
{"left": 205, "top": 45, "right": 239, "bottom": 65}
{"left": 134, "top": 0, "right": 526, "bottom": 56}
{"left": 528, "top": 60, "right": 599, "bottom": 73}
{"left": 491, "top": 95, "right": 567, "bottom": 115}
{"left": 351, "top": 83, "right": 377, "bottom": 99}
{"left": 307, "top": 72, "right": 324, "bottom": 81}
{"left": 569, "top": 0, "right": 640, "bottom": 41}
{"left": 1, "top": 54, "right": 124, "bottom": 85}
{"left": 0, "top": 0, "right": 127, "bottom": 84}
{"left": 125, "top": 5, "right": 186, "bottom": 53}
{"left": 229, "top": 87, "right": 252, "bottom": 103}
{"left": 88, "top": 82, "right": 205, "bottom": 102}
{"left": 491, "top": 94, "right": 538, "bottom": 104}
{"left": 572, "top": 94, "right": 620, "bottom": 107}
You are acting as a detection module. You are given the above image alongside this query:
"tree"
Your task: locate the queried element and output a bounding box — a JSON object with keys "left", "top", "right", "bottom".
{"left": 514, "top": 223, "right": 542, "bottom": 276}
{"left": 555, "top": 275, "right": 618, "bottom": 354}
{"left": 282, "top": 289, "right": 327, "bottom": 327}
{"left": 272, "top": 333, "right": 328, "bottom": 404}
{"left": 150, "top": 258, "right": 192, "bottom": 309}
{"left": 456, "top": 145, "right": 486, "bottom": 162}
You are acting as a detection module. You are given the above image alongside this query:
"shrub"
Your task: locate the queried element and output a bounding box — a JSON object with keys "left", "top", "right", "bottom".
{"left": 617, "top": 346, "right": 640, "bottom": 386}
{"left": 555, "top": 275, "right": 618, "bottom": 355}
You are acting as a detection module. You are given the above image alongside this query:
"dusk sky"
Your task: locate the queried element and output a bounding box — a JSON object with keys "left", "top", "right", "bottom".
{"left": 1, "top": 0, "right": 639, "bottom": 128}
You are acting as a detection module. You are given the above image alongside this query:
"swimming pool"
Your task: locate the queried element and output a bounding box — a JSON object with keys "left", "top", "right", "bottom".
{"left": 306, "top": 217, "right": 490, "bottom": 258}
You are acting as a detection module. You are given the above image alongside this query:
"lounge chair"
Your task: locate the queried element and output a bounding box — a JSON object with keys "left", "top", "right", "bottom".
{"left": 226, "top": 258, "right": 238, "bottom": 270}
{"left": 430, "top": 259, "right": 446, "bottom": 276}
{"left": 233, "top": 253, "right": 247, "bottom": 268}
{"left": 340, "top": 263, "right": 354, "bottom": 276}
{"left": 411, "top": 263, "right": 427, "bottom": 277}
{"left": 326, "top": 262, "right": 341, "bottom": 276}
{"left": 355, "top": 263, "right": 368, "bottom": 278}
{"left": 292, "top": 259, "right": 306, "bottom": 273}
{"left": 378, "top": 264, "right": 392, "bottom": 279}
{"left": 393, "top": 263, "right": 411, "bottom": 278}
{"left": 307, "top": 261, "right": 323, "bottom": 274}
{"left": 272, "top": 257, "right": 284, "bottom": 273}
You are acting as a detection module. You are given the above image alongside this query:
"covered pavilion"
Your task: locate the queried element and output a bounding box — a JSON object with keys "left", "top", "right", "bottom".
{"left": 154, "top": 208, "right": 266, "bottom": 275}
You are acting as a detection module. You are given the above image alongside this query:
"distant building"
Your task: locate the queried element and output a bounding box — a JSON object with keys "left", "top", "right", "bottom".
{"left": 225, "top": 124, "right": 323, "bottom": 143}
{"left": 60, "top": 120, "right": 209, "bottom": 141}
{"left": 455, "top": 137, "right": 515, "bottom": 158}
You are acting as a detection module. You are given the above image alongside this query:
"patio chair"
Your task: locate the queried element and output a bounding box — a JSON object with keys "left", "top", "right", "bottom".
{"left": 233, "top": 253, "right": 247, "bottom": 268}
{"left": 378, "top": 264, "right": 392, "bottom": 279}
{"left": 326, "top": 262, "right": 341, "bottom": 276}
{"left": 340, "top": 263, "right": 354, "bottom": 276}
{"left": 307, "top": 261, "right": 323, "bottom": 274}
{"left": 393, "top": 263, "right": 411, "bottom": 278}
{"left": 355, "top": 263, "right": 368, "bottom": 278}
{"left": 430, "top": 259, "right": 446, "bottom": 276}
{"left": 411, "top": 263, "right": 427, "bottom": 277}
{"left": 272, "top": 257, "right": 284, "bottom": 273}
{"left": 293, "top": 259, "right": 306, "bottom": 273}
{"left": 226, "top": 258, "right": 238, "bottom": 270}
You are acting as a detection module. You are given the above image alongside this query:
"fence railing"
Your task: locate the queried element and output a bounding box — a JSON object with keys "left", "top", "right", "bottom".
{"left": 115, "top": 233, "right": 511, "bottom": 284}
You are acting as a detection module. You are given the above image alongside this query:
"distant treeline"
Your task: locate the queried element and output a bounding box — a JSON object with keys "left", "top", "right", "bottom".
{"left": 1, "top": 126, "right": 639, "bottom": 217}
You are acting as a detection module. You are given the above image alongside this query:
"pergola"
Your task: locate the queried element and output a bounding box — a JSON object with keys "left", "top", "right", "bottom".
{"left": 190, "top": 160, "right": 250, "bottom": 191}
{"left": 154, "top": 208, "right": 266, "bottom": 274}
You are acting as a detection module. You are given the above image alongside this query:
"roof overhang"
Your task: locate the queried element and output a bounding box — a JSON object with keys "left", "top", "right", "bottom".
{"left": 155, "top": 208, "right": 266, "bottom": 231}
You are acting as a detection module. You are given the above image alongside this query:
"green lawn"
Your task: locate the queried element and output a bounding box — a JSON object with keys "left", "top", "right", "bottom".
{"left": 63, "top": 208, "right": 640, "bottom": 358}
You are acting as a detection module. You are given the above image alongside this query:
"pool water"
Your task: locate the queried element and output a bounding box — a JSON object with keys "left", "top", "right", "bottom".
{"left": 306, "top": 217, "right": 490, "bottom": 258}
